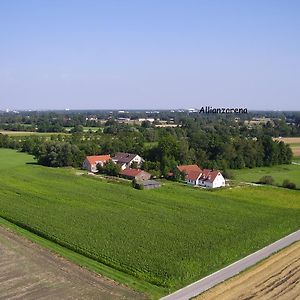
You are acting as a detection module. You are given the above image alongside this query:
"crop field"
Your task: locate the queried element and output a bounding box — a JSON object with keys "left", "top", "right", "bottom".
{"left": 274, "top": 137, "right": 300, "bottom": 157}
{"left": 232, "top": 164, "right": 300, "bottom": 188}
{"left": 196, "top": 242, "right": 300, "bottom": 300}
{"left": 0, "top": 149, "right": 300, "bottom": 298}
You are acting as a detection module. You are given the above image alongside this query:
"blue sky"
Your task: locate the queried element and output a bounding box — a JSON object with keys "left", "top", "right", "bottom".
{"left": 0, "top": 0, "right": 299, "bottom": 110}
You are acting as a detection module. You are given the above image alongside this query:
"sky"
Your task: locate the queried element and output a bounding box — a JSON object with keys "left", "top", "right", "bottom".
{"left": 0, "top": 0, "right": 299, "bottom": 110}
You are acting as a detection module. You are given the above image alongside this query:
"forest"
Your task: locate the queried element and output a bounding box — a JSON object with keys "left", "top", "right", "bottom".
{"left": 0, "top": 111, "right": 295, "bottom": 177}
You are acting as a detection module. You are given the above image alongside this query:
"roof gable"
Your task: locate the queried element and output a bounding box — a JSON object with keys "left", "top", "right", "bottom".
{"left": 199, "top": 169, "right": 221, "bottom": 183}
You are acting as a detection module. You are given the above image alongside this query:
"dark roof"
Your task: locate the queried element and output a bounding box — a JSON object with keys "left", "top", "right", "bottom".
{"left": 142, "top": 180, "right": 161, "bottom": 186}
{"left": 112, "top": 152, "right": 138, "bottom": 163}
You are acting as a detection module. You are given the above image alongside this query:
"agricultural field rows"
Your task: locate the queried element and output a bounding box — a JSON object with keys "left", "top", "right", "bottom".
{"left": 0, "top": 149, "right": 299, "bottom": 298}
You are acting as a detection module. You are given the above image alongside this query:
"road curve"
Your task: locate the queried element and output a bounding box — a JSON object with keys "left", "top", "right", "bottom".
{"left": 161, "top": 229, "right": 300, "bottom": 300}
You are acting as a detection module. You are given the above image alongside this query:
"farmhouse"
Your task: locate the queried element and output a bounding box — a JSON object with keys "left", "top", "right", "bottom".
{"left": 120, "top": 168, "right": 151, "bottom": 181}
{"left": 177, "top": 165, "right": 225, "bottom": 188}
{"left": 82, "top": 155, "right": 111, "bottom": 173}
{"left": 112, "top": 152, "right": 144, "bottom": 170}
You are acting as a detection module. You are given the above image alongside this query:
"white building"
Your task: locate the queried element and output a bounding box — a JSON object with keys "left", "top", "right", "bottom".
{"left": 177, "top": 165, "right": 225, "bottom": 188}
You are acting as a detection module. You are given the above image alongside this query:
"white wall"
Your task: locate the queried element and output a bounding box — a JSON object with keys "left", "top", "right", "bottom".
{"left": 212, "top": 174, "right": 225, "bottom": 188}
{"left": 129, "top": 155, "right": 144, "bottom": 167}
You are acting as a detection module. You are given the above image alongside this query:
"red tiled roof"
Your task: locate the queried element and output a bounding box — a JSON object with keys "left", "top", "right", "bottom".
{"left": 187, "top": 170, "right": 202, "bottom": 181}
{"left": 177, "top": 165, "right": 202, "bottom": 181}
{"left": 177, "top": 164, "right": 202, "bottom": 173}
{"left": 209, "top": 171, "right": 220, "bottom": 182}
{"left": 177, "top": 165, "right": 222, "bottom": 183}
{"left": 120, "top": 168, "right": 143, "bottom": 177}
{"left": 199, "top": 169, "right": 220, "bottom": 183}
{"left": 86, "top": 155, "right": 111, "bottom": 165}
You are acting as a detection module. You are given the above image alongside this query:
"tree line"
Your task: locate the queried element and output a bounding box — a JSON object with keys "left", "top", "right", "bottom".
{"left": 0, "top": 116, "right": 293, "bottom": 176}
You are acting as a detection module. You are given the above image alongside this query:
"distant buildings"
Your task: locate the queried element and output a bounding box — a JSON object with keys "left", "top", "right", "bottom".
{"left": 82, "top": 153, "right": 160, "bottom": 189}
{"left": 83, "top": 152, "right": 145, "bottom": 172}
{"left": 83, "top": 154, "right": 224, "bottom": 190}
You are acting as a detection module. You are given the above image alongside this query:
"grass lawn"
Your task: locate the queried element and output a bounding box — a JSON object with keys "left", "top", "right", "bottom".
{"left": 64, "top": 127, "right": 103, "bottom": 133}
{"left": 0, "top": 149, "right": 299, "bottom": 298}
{"left": 232, "top": 163, "right": 300, "bottom": 188}
{"left": 83, "top": 126, "right": 102, "bottom": 132}
{"left": 293, "top": 157, "right": 300, "bottom": 163}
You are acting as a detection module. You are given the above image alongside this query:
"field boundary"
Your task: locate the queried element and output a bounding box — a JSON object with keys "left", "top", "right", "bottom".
{"left": 161, "top": 229, "right": 300, "bottom": 300}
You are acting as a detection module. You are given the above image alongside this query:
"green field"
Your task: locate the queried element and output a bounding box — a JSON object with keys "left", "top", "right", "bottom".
{"left": 293, "top": 157, "right": 300, "bottom": 163}
{"left": 232, "top": 164, "right": 300, "bottom": 188}
{"left": 0, "top": 149, "right": 299, "bottom": 298}
{"left": 0, "top": 130, "right": 68, "bottom": 136}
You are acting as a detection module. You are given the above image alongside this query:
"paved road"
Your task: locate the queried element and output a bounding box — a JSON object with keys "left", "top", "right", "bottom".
{"left": 161, "top": 230, "right": 300, "bottom": 300}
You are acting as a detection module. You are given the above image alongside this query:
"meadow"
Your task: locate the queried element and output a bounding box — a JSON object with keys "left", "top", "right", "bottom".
{"left": 0, "top": 149, "right": 299, "bottom": 298}
{"left": 0, "top": 130, "right": 68, "bottom": 136}
{"left": 232, "top": 163, "right": 300, "bottom": 188}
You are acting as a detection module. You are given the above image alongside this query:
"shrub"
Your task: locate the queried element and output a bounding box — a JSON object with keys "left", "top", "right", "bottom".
{"left": 222, "top": 169, "right": 234, "bottom": 179}
{"left": 282, "top": 179, "right": 296, "bottom": 189}
{"left": 97, "top": 159, "right": 121, "bottom": 176}
{"left": 132, "top": 179, "right": 144, "bottom": 190}
{"left": 258, "top": 176, "right": 274, "bottom": 185}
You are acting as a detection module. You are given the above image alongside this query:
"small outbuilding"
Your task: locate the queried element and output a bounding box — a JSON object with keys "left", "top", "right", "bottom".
{"left": 142, "top": 180, "right": 161, "bottom": 189}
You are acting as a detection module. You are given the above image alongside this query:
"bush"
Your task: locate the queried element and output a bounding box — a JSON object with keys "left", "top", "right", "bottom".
{"left": 132, "top": 179, "right": 144, "bottom": 190}
{"left": 258, "top": 176, "right": 274, "bottom": 185}
{"left": 97, "top": 160, "right": 121, "bottom": 176}
{"left": 222, "top": 169, "right": 234, "bottom": 179}
{"left": 282, "top": 179, "right": 296, "bottom": 189}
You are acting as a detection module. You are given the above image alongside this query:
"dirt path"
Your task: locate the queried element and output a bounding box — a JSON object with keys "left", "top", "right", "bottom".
{"left": 0, "top": 225, "right": 145, "bottom": 300}
{"left": 196, "top": 242, "right": 300, "bottom": 300}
